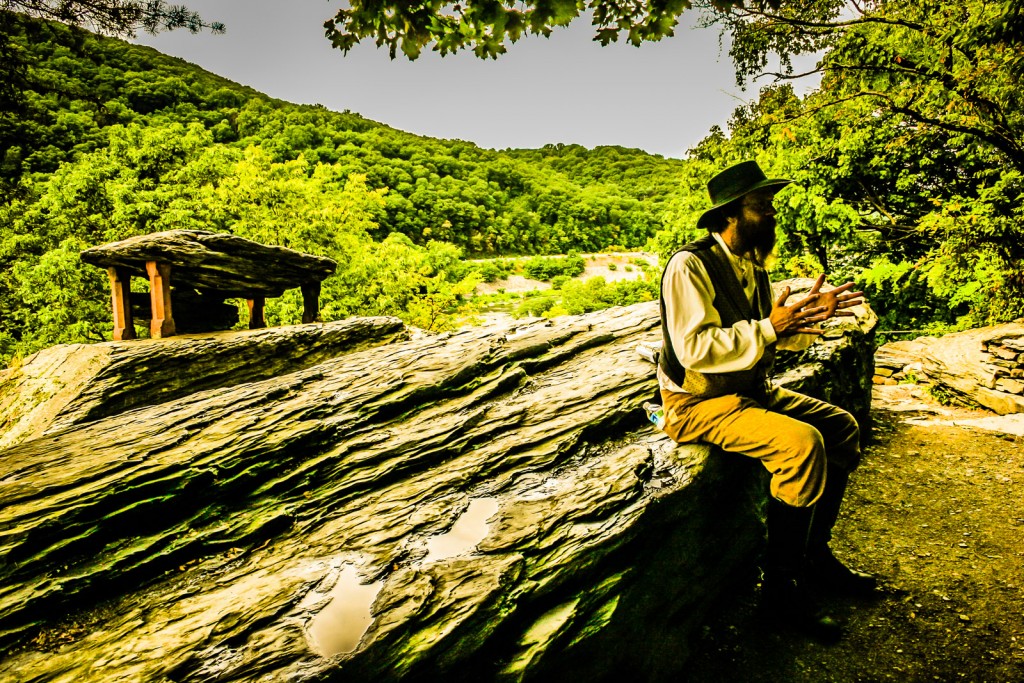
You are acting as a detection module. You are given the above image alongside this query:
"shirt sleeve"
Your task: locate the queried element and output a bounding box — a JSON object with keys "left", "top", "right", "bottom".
{"left": 662, "top": 251, "right": 776, "bottom": 373}
{"left": 777, "top": 332, "right": 816, "bottom": 352}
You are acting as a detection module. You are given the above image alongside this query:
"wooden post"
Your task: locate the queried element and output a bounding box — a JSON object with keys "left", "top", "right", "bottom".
{"left": 301, "top": 282, "right": 322, "bottom": 324}
{"left": 247, "top": 297, "right": 266, "bottom": 329}
{"left": 107, "top": 267, "right": 136, "bottom": 341}
{"left": 146, "top": 261, "right": 175, "bottom": 338}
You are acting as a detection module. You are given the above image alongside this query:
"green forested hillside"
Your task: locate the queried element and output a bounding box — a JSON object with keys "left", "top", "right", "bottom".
{"left": 0, "top": 12, "right": 679, "bottom": 363}
{"left": 4, "top": 0, "right": 1023, "bottom": 367}
{"left": 0, "top": 14, "right": 676, "bottom": 254}
{"left": 504, "top": 144, "right": 687, "bottom": 222}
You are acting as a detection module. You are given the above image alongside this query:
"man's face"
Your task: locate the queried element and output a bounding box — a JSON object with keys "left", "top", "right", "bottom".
{"left": 734, "top": 190, "right": 778, "bottom": 265}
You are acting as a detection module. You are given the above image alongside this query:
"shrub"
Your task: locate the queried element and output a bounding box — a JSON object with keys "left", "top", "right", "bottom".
{"left": 558, "top": 276, "right": 656, "bottom": 315}
{"left": 469, "top": 258, "right": 515, "bottom": 283}
{"left": 516, "top": 295, "right": 556, "bottom": 317}
{"left": 522, "top": 254, "right": 585, "bottom": 281}
{"left": 474, "top": 261, "right": 505, "bottom": 283}
{"left": 542, "top": 304, "right": 570, "bottom": 318}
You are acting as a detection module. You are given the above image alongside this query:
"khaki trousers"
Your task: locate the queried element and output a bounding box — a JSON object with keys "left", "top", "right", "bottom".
{"left": 660, "top": 386, "right": 861, "bottom": 508}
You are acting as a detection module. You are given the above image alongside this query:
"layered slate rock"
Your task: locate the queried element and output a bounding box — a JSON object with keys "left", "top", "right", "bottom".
{"left": 0, "top": 317, "right": 406, "bottom": 450}
{"left": 876, "top": 320, "right": 1024, "bottom": 414}
{"left": 0, "top": 296, "right": 876, "bottom": 682}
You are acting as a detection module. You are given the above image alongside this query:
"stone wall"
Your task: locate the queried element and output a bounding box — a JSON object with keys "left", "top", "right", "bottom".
{"left": 874, "top": 321, "right": 1024, "bottom": 414}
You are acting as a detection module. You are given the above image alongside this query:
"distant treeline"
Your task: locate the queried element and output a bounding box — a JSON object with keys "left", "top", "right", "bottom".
{"left": 0, "top": 14, "right": 679, "bottom": 256}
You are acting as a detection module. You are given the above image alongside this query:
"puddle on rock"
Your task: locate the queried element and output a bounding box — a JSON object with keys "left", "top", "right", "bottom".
{"left": 423, "top": 497, "right": 499, "bottom": 563}
{"left": 307, "top": 566, "right": 382, "bottom": 658}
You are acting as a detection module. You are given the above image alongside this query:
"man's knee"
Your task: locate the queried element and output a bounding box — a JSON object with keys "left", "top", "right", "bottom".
{"left": 792, "top": 422, "right": 827, "bottom": 460}
{"left": 772, "top": 421, "right": 827, "bottom": 468}
{"left": 769, "top": 423, "right": 828, "bottom": 507}
{"left": 831, "top": 410, "right": 862, "bottom": 472}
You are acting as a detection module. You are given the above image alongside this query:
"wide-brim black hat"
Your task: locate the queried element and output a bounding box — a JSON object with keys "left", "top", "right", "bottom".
{"left": 696, "top": 160, "right": 792, "bottom": 230}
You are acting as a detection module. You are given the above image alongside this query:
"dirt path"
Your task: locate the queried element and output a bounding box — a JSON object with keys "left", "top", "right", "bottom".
{"left": 683, "top": 385, "right": 1024, "bottom": 682}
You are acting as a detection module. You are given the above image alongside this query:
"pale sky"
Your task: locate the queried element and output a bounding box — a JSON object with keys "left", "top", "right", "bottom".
{"left": 136, "top": 1, "right": 819, "bottom": 159}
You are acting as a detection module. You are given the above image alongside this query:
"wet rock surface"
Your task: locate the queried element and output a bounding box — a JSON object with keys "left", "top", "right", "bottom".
{"left": 0, "top": 316, "right": 406, "bottom": 449}
{"left": 0, "top": 298, "right": 876, "bottom": 682}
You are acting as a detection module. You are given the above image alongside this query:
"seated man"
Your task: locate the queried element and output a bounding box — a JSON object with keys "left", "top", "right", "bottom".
{"left": 657, "top": 160, "right": 875, "bottom": 641}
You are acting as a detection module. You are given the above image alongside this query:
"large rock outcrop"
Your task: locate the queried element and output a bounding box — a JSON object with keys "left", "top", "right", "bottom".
{"left": 875, "top": 320, "right": 1024, "bottom": 414}
{"left": 0, "top": 295, "right": 876, "bottom": 682}
{"left": 79, "top": 230, "right": 340, "bottom": 338}
{"left": 0, "top": 317, "right": 406, "bottom": 450}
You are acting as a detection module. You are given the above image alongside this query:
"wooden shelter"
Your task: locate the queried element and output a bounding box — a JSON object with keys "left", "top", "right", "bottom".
{"left": 80, "top": 230, "right": 337, "bottom": 339}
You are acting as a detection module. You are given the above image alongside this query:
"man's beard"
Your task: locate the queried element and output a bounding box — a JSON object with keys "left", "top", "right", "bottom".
{"left": 734, "top": 214, "right": 777, "bottom": 268}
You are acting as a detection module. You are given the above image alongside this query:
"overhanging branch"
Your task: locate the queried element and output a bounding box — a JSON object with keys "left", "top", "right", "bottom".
{"left": 860, "top": 90, "right": 1024, "bottom": 170}
{"left": 758, "top": 88, "right": 1022, "bottom": 172}
{"left": 756, "top": 66, "right": 824, "bottom": 81}
{"left": 733, "top": 7, "right": 925, "bottom": 33}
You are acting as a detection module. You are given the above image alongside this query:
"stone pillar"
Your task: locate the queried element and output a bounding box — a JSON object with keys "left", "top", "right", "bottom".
{"left": 247, "top": 297, "right": 266, "bottom": 329}
{"left": 146, "top": 261, "right": 175, "bottom": 338}
{"left": 107, "top": 267, "right": 136, "bottom": 341}
{"left": 301, "top": 282, "right": 322, "bottom": 324}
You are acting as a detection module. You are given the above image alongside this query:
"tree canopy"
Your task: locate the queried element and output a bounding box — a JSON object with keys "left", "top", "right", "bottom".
{"left": 325, "top": 0, "right": 712, "bottom": 59}
{"left": 717, "top": 0, "right": 1024, "bottom": 171}
{"left": 2, "top": 0, "right": 221, "bottom": 35}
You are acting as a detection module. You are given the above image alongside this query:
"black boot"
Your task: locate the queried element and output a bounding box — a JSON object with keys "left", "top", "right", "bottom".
{"left": 762, "top": 497, "right": 843, "bottom": 643}
{"left": 806, "top": 466, "right": 877, "bottom": 596}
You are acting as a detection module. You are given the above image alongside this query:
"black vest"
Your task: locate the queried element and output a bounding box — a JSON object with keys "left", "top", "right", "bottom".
{"left": 658, "top": 234, "right": 775, "bottom": 398}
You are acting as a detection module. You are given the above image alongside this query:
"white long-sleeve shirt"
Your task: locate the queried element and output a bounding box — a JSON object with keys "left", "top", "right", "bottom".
{"left": 657, "top": 232, "right": 813, "bottom": 393}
